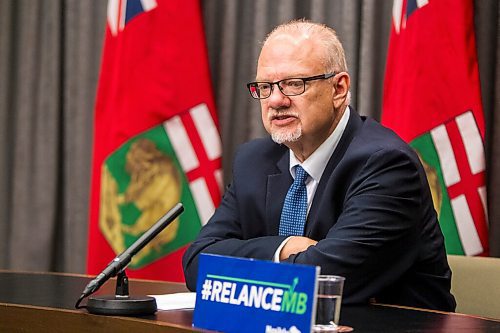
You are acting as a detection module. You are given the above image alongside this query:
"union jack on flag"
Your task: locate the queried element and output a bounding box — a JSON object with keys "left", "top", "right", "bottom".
{"left": 107, "top": 0, "right": 158, "bottom": 35}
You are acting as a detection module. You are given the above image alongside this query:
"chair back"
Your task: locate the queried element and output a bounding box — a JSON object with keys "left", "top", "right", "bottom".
{"left": 448, "top": 254, "right": 500, "bottom": 319}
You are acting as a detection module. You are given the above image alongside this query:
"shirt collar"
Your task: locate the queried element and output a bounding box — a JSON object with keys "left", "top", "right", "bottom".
{"left": 289, "top": 106, "right": 351, "bottom": 181}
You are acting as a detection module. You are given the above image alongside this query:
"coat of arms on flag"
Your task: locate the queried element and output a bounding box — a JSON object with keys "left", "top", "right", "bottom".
{"left": 410, "top": 111, "right": 487, "bottom": 256}
{"left": 100, "top": 104, "right": 221, "bottom": 269}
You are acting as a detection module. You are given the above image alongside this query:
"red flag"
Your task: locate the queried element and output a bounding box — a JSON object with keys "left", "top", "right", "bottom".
{"left": 382, "top": 0, "right": 488, "bottom": 256}
{"left": 87, "top": 0, "right": 222, "bottom": 281}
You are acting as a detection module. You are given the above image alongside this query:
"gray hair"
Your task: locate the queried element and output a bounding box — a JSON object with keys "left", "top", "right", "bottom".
{"left": 263, "top": 19, "right": 349, "bottom": 74}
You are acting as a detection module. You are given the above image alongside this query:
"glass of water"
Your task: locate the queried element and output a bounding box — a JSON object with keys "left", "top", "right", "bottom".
{"left": 313, "top": 275, "right": 345, "bottom": 332}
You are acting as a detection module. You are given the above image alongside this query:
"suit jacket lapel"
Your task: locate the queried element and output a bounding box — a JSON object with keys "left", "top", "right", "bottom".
{"left": 266, "top": 151, "right": 291, "bottom": 235}
{"left": 305, "top": 110, "right": 363, "bottom": 235}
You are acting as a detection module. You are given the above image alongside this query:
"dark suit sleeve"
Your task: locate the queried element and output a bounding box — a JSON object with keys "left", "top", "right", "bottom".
{"left": 284, "top": 147, "right": 424, "bottom": 303}
{"left": 182, "top": 179, "right": 288, "bottom": 291}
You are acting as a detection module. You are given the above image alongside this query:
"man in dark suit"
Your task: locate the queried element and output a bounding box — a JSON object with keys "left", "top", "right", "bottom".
{"left": 183, "top": 20, "right": 456, "bottom": 311}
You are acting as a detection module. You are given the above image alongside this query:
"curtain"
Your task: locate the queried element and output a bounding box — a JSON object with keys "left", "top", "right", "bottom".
{"left": 0, "top": 0, "right": 498, "bottom": 274}
{"left": 0, "top": 0, "right": 105, "bottom": 272}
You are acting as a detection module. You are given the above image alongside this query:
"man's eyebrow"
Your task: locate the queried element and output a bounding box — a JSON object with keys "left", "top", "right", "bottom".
{"left": 254, "top": 74, "right": 311, "bottom": 82}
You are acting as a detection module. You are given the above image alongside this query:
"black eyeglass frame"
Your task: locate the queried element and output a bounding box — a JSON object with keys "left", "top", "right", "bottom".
{"left": 246, "top": 73, "right": 336, "bottom": 99}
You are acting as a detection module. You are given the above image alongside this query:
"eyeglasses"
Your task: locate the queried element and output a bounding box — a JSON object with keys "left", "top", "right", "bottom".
{"left": 247, "top": 73, "right": 336, "bottom": 99}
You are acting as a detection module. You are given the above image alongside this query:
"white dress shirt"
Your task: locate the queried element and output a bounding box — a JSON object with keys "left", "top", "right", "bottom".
{"left": 273, "top": 106, "right": 351, "bottom": 261}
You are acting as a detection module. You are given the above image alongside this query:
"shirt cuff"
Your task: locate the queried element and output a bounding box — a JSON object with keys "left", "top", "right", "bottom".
{"left": 273, "top": 236, "right": 293, "bottom": 262}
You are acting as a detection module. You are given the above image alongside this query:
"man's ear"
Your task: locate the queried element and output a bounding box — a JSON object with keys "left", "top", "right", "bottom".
{"left": 332, "top": 72, "right": 350, "bottom": 106}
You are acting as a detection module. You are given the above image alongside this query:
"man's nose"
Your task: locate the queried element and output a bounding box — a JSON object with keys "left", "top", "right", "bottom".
{"left": 267, "top": 85, "right": 291, "bottom": 109}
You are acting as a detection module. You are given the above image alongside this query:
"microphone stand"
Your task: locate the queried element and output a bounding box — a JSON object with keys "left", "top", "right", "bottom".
{"left": 75, "top": 203, "right": 184, "bottom": 316}
{"left": 85, "top": 269, "right": 157, "bottom": 316}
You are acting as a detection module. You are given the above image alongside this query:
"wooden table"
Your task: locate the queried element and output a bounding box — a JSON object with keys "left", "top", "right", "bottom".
{"left": 1, "top": 271, "right": 499, "bottom": 332}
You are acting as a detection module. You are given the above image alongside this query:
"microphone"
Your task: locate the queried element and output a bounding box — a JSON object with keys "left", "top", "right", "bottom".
{"left": 75, "top": 202, "right": 184, "bottom": 314}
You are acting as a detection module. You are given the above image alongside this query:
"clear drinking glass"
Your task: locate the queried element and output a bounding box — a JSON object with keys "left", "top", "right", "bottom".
{"left": 313, "top": 275, "right": 345, "bottom": 332}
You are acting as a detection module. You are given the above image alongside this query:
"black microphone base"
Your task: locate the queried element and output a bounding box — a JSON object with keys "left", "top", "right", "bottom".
{"left": 86, "top": 295, "right": 157, "bottom": 316}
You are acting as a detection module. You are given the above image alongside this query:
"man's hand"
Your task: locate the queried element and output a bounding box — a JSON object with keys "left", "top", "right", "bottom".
{"left": 279, "top": 236, "right": 318, "bottom": 261}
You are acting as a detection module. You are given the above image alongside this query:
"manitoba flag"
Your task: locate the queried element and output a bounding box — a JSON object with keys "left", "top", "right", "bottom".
{"left": 88, "top": 0, "right": 222, "bottom": 281}
{"left": 382, "top": 0, "right": 488, "bottom": 256}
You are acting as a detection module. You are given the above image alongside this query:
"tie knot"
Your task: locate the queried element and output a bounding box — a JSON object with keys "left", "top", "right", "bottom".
{"left": 294, "top": 165, "right": 308, "bottom": 184}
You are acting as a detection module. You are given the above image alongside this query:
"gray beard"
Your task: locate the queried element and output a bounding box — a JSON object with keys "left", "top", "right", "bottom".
{"left": 270, "top": 127, "right": 302, "bottom": 144}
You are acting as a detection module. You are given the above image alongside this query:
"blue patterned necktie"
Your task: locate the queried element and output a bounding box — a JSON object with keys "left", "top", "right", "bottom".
{"left": 279, "top": 165, "right": 309, "bottom": 236}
